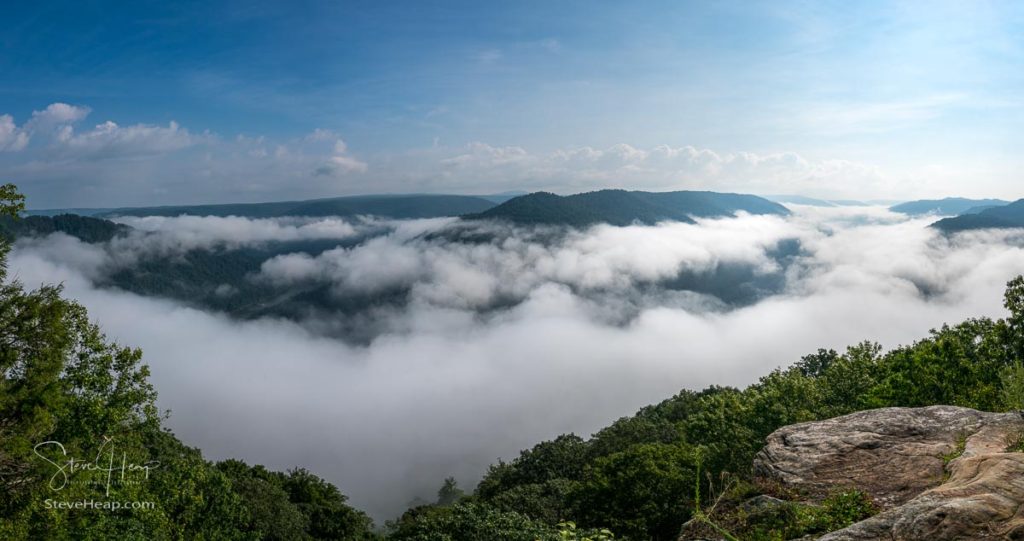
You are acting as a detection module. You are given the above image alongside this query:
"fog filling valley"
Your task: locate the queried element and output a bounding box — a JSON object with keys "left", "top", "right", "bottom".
{"left": 9, "top": 205, "right": 1024, "bottom": 520}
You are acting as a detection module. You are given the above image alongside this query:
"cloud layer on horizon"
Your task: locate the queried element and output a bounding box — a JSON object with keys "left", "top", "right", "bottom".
{"left": 1, "top": 102, "right": 983, "bottom": 209}
{"left": 7, "top": 206, "right": 1024, "bottom": 521}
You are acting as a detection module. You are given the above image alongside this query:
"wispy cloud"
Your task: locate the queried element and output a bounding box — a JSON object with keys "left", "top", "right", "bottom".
{"left": 472, "top": 48, "right": 503, "bottom": 65}
{"left": 1, "top": 102, "right": 1016, "bottom": 208}
{"left": 795, "top": 94, "right": 968, "bottom": 135}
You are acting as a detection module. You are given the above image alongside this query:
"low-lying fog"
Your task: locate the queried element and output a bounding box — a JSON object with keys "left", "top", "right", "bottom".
{"left": 9, "top": 205, "right": 1024, "bottom": 520}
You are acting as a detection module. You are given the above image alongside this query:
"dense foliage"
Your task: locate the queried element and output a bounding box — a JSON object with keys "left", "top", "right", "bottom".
{"left": 0, "top": 214, "right": 129, "bottom": 244}
{"left": 0, "top": 185, "right": 375, "bottom": 540}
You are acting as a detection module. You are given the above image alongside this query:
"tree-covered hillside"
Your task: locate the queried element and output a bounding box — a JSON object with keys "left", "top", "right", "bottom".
{"left": 464, "top": 190, "right": 790, "bottom": 227}
{"left": 889, "top": 197, "right": 1010, "bottom": 217}
{"left": 96, "top": 194, "right": 498, "bottom": 219}
{"left": 932, "top": 199, "right": 1024, "bottom": 233}
{"left": 0, "top": 214, "right": 128, "bottom": 244}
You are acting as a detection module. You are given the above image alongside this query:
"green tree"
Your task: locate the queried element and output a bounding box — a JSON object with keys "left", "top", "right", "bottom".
{"left": 490, "top": 478, "right": 581, "bottom": 525}
{"left": 575, "top": 443, "right": 696, "bottom": 541}
{"left": 0, "top": 184, "right": 164, "bottom": 538}
{"left": 1001, "top": 360, "right": 1024, "bottom": 411}
{"left": 1002, "top": 276, "right": 1024, "bottom": 364}
{"left": 387, "top": 501, "right": 562, "bottom": 541}
{"left": 283, "top": 467, "right": 375, "bottom": 539}
{"left": 816, "top": 342, "right": 883, "bottom": 416}
{"left": 871, "top": 320, "right": 1003, "bottom": 410}
{"left": 436, "top": 477, "right": 466, "bottom": 506}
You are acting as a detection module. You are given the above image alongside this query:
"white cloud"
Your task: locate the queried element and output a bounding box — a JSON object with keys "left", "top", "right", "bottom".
{"left": 112, "top": 215, "right": 365, "bottom": 250}
{"left": 1, "top": 103, "right": 92, "bottom": 152}
{"left": 12, "top": 215, "right": 376, "bottom": 279}
{"left": 53, "top": 120, "right": 202, "bottom": 159}
{"left": 9, "top": 206, "right": 1024, "bottom": 521}
{"left": 0, "top": 102, "right": 992, "bottom": 208}
{"left": 304, "top": 131, "right": 368, "bottom": 175}
{"left": 0, "top": 102, "right": 201, "bottom": 160}
{"left": 28, "top": 102, "right": 91, "bottom": 129}
{"left": 1, "top": 106, "right": 372, "bottom": 206}
{"left": 325, "top": 154, "right": 369, "bottom": 174}
{"left": 0, "top": 115, "right": 29, "bottom": 152}
{"left": 257, "top": 215, "right": 794, "bottom": 308}
{"left": 441, "top": 142, "right": 530, "bottom": 167}
{"left": 432, "top": 142, "right": 889, "bottom": 198}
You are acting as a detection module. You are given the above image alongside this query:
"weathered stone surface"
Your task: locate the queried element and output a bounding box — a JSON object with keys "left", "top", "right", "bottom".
{"left": 739, "top": 494, "right": 789, "bottom": 515}
{"left": 754, "top": 406, "right": 1024, "bottom": 540}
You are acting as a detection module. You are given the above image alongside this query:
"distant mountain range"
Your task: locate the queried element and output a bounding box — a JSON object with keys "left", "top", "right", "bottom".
{"left": 27, "top": 190, "right": 790, "bottom": 227}
{"left": 882, "top": 196, "right": 1024, "bottom": 233}
{"left": 932, "top": 199, "right": 1024, "bottom": 232}
{"left": 23, "top": 207, "right": 116, "bottom": 217}
{"left": 763, "top": 195, "right": 839, "bottom": 207}
{"left": 14, "top": 189, "right": 793, "bottom": 244}
{"left": 28, "top": 194, "right": 499, "bottom": 220}
{"left": 21, "top": 191, "right": 1024, "bottom": 236}
{"left": 465, "top": 190, "right": 790, "bottom": 226}
{"left": 763, "top": 195, "right": 910, "bottom": 207}
{"left": 889, "top": 198, "right": 1010, "bottom": 217}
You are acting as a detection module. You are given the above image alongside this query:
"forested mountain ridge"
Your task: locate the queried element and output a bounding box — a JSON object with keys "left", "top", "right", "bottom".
{"left": 94, "top": 194, "right": 498, "bottom": 219}
{"left": 763, "top": 194, "right": 839, "bottom": 207}
{"left": 890, "top": 197, "right": 1010, "bottom": 216}
{"left": 932, "top": 199, "right": 1024, "bottom": 232}
{"left": 464, "top": 189, "right": 791, "bottom": 226}
{"left": 29, "top": 190, "right": 790, "bottom": 225}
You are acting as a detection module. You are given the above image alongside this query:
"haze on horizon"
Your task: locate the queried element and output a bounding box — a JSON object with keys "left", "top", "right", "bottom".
{"left": 2, "top": 0, "right": 1022, "bottom": 208}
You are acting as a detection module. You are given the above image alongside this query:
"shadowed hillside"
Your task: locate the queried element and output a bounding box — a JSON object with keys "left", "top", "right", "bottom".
{"left": 465, "top": 190, "right": 790, "bottom": 227}
{"left": 0, "top": 214, "right": 128, "bottom": 243}
{"left": 932, "top": 199, "right": 1024, "bottom": 232}
{"left": 890, "top": 197, "right": 1009, "bottom": 217}
{"left": 97, "top": 194, "right": 498, "bottom": 219}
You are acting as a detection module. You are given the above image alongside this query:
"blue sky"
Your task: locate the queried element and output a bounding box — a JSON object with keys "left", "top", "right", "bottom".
{"left": 1, "top": 0, "right": 1021, "bottom": 207}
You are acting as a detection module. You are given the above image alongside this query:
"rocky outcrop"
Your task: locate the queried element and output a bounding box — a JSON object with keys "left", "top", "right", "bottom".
{"left": 754, "top": 406, "right": 1024, "bottom": 540}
